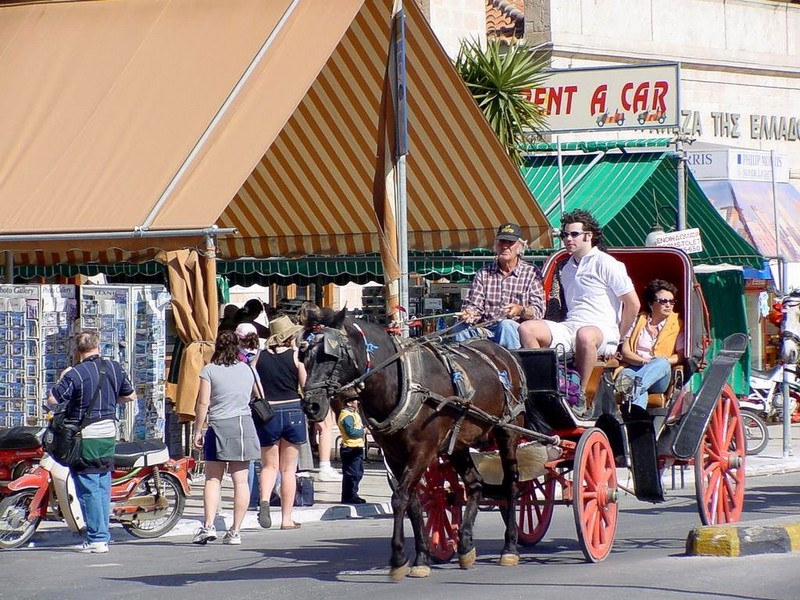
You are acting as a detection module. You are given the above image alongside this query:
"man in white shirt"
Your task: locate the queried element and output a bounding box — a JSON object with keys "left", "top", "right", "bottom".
{"left": 519, "top": 210, "right": 640, "bottom": 414}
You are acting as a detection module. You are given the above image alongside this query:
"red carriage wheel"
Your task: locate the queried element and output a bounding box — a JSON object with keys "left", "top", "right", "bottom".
{"left": 416, "top": 458, "right": 464, "bottom": 564}
{"left": 572, "top": 428, "right": 618, "bottom": 563}
{"left": 517, "top": 474, "right": 556, "bottom": 546}
{"left": 694, "top": 384, "right": 746, "bottom": 525}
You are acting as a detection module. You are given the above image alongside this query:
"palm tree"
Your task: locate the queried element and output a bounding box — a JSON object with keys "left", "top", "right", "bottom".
{"left": 454, "top": 38, "right": 550, "bottom": 166}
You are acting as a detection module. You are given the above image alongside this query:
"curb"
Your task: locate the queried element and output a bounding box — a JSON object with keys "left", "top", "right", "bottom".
{"left": 686, "top": 518, "right": 800, "bottom": 557}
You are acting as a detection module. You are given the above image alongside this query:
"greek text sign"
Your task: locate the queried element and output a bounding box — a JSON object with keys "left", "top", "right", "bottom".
{"left": 649, "top": 228, "right": 703, "bottom": 254}
{"left": 526, "top": 63, "right": 680, "bottom": 133}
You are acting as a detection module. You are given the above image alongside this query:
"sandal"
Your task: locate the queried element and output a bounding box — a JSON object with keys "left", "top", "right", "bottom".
{"left": 280, "top": 522, "right": 302, "bottom": 530}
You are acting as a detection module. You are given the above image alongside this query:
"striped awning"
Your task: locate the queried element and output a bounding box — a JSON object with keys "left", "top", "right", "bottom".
{"left": 0, "top": 0, "right": 551, "bottom": 267}
{"left": 521, "top": 150, "right": 764, "bottom": 268}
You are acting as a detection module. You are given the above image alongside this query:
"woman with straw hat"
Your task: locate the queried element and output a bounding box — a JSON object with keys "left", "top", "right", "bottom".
{"left": 253, "top": 315, "right": 306, "bottom": 530}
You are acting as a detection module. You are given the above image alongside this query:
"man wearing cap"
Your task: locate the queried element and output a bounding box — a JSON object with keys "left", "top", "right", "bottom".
{"left": 453, "top": 222, "right": 545, "bottom": 349}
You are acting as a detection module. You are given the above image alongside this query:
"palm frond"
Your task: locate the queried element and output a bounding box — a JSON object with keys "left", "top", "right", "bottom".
{"left": 454, "top": 38, "right": 550, "bottom": 166}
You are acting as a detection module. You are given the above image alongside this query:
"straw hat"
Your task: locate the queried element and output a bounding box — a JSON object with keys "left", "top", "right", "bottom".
{"left": 266, "top": 315, "right": 303, "bottom": 347}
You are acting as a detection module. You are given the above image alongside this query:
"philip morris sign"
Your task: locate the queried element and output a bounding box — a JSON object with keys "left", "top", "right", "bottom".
{"left": 526, "top": 63, "right": 680, "bottom": 134}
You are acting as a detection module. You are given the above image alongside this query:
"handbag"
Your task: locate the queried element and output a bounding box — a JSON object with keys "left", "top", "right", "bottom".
{"left": 44, "top": 360, "right": 107, "bottom": 467}
{"left": 249, "top": 364, "right": 274, "bottom": 424}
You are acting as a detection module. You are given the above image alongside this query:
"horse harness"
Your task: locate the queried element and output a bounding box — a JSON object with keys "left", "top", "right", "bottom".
{"left": 313, "top": 326, "right": 530, "bottom": 452}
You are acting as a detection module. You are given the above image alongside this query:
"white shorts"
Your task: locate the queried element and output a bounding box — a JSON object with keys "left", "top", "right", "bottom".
{"left": 543, "top": 320, "right": 620, "bottom": 358}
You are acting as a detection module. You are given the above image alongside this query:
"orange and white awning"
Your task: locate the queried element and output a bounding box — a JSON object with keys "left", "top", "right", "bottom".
{"left": 0, "top": 0, "right": 551, "bottom": 267}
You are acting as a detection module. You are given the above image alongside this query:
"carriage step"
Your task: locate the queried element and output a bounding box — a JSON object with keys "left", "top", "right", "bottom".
{"left": 671, "top": 333, "right": 748, "bottom": 460}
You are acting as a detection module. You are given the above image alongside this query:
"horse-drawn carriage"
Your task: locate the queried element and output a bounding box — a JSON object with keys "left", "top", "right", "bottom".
{"left": 301, "top": 245, "right": 748, "bottom": 579}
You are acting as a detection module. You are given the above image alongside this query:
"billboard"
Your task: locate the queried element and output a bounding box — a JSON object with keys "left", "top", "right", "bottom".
{"left": 526, "top": 63, "right": 680, "bottom": 134}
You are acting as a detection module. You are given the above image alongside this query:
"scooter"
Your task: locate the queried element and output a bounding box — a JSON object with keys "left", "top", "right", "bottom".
{"left": 0, "top": 438, "right": 194, "bottom": 549}
{"left": 0, "top": 427, "right": 45, "bottom": 496}
{"left": 739, "top": 363, "right": 800, "bottom": 423}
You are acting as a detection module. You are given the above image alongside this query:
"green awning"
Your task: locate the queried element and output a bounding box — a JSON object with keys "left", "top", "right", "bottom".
{"left": 521, "top": 151, "right": 764, "bottom": 268}
{"left": 522, "top": 138, "right": 673, "bottom": 152}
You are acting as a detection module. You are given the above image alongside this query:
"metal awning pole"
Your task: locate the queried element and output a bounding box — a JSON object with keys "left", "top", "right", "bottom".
{"left": 4, "top": 251, "right": 13, "bottom": 283}
{"left": 394, "top": 2, "right": 409, "bottom": 336}
{"left": 0, "top": 226, "right": 236, "bottom": 243}
{"left": 676, "top": 138, "right": 687, "bottom": 231}
{"left": 772, "top": 150, "right": 792, "bottom": 457}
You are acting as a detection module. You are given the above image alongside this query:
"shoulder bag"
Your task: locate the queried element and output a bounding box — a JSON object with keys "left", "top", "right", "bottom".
{"left": 44, "top": 360, "right": 108, "bottom": 467}
{"left": 249, "top": 363, "right": 274, "bottom": 425}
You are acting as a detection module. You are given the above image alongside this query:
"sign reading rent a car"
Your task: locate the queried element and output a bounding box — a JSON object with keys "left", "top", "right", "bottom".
{"left": 526, "top": 63, "right": 680, "bottom": 134}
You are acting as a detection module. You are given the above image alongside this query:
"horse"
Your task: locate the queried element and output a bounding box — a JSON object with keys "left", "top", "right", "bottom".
{"left": 300, "top": 309, "right": 527, "bottom": 580}
{"left": 778, "top": 290, "right": 800, "bottom": 364}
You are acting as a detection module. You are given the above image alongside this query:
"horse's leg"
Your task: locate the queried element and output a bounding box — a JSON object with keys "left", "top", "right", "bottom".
{"left": 405, "top": 485, "right": 432, "bottom": 578}
{"left": 387, "top": 454, "right": 435, "bottom": 580}
{"left": 448, "top": 449, "right": 482, "bottom": 569}
{"left": 496, "top": 429, "right": 521, "bottom": 566}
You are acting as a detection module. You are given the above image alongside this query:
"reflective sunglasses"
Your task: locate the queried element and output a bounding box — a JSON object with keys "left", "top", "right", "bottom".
{"left": 559, "top": 230, "right": 587, "bottom": 239}
{"left": 655, "top": 298, "right": 675, "bottom": 305}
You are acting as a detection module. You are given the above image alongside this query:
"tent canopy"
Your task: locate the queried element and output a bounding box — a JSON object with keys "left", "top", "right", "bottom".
{"left": 520, "top": 149, "right": 764, "bottom": 268}
{"left": 0, "top": 0, "right": 552, "bottom": 267}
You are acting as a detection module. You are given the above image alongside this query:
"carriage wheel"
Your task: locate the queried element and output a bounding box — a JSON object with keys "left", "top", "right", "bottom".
{"left": 572, "top": 428, "right": 618, "bottom": 563}
{"left": 417, "top": 458, "right": 464, "bottom": 564}
{"left": 694, "top": 385, "right": 746, "bottom": 525}
{"left": 517, "top": 474, "right": 556, "bottom": 546}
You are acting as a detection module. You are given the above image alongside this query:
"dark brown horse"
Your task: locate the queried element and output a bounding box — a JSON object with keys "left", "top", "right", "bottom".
{"left": 300, "top": 309, "right": 527, "bottom": 580}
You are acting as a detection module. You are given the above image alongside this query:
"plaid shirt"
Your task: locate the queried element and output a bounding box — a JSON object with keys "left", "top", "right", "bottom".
{"left": 462, "top": 259, "right": 545, "bottom": 321}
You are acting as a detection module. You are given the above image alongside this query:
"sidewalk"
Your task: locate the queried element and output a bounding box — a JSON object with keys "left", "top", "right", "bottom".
{"left": 178, "top": 423, "right": 800, "bottom": 536}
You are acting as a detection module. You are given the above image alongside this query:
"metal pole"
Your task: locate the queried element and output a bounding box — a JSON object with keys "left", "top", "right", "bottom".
{"left": 771, "top": 150, "right": 792, "bottom": 457}
{"left": 555, "top": 135, "right": 565, "bottom": 248}
{"left": 676, "top": 138, "right": 687, "bottom": 230}
{"left": 3, "top": 251, "right": 12, "bottom": 283}
{"left": 394, "top": 3, "right": 409, "bottom": 336}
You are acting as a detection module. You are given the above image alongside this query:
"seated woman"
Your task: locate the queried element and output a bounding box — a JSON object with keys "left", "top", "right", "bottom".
{"left": 617, "top": 279, "right": 684, "bottom": 409}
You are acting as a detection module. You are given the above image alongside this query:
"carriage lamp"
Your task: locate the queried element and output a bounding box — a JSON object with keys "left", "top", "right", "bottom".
{"left": 644, "top": 223, "right": 665, "bottom": 247}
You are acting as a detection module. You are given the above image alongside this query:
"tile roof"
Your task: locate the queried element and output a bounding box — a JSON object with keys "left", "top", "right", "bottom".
{"left": 486, "top": 0, "right": 524, "bottom": 41}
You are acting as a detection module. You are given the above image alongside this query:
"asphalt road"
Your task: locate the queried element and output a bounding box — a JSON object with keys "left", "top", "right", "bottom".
{"left": 1, "top": 470, "right": 799, "bottom": 600}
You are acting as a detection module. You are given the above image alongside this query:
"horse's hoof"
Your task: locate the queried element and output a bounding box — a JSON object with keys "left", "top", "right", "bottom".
{"left": 458, "top": 548, "right": 477, "bottom": 569}
{"left": 499, "top": 553, "right": 519, "bottom": 567}
{"left": 389, "top": 562, "right": 410, "bottom": 581}
{"left": 408, "top": 565, "right": 431, "bottom": 578}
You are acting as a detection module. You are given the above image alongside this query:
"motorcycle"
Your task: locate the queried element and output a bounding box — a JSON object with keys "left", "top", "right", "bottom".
{"left": 738, "top": 363, "right": 800, "bottom": 455}
{"left": 0, "top": 438, "right": 194, "bottom": 549}
{"left": 0, "top": 427, "right": 45, "bottom": 496}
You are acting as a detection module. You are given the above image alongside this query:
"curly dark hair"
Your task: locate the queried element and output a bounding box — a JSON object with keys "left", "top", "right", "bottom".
{"left": 561, "top": 209, "right": 604, "bottom": 250}
{"left": 643, "top": 279, "right": 678, "bottom": 314}
{"left": 211, "top": 330, "right": 241, "bottom": 366}
{"left": 238, "top": 332, "right": 259, "bottom": 352}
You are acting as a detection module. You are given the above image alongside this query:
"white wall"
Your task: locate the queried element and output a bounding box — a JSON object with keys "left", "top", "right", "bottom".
{"left": 524, "top": 0, "right": 800, "bottom": 182}
{"left": 428, "top": 0, "right": 487, "bottom": 58}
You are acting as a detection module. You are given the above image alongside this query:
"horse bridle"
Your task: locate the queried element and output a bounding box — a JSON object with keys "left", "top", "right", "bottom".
{"left": 303, "top": 327, "right": 362, "bottom": 399}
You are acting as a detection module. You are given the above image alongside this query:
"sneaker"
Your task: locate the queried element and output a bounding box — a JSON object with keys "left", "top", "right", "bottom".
{"left": 571, "top": 390, "right": 590, "bottom": 420}
{"left": 222, "top": 529, "right": 241, "bottom": 545}
{"left": 75, "top": 541, "right": 109, "bottom": 554}
{"left": 257, "top": 501, "right": 272, "bottom": 529}
{"left": 192, "top": 525, "right": 217, "bottom": 545}
{"left": 317, "top": 466, "right": 342, "bottom": 482}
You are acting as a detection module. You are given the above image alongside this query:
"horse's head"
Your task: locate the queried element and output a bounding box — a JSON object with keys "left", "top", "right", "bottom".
{"left": 299, "top": 308, "right": 361, "bottom": 422}
{"left": 780, "top": 291, "right": 800, "bottom": 365}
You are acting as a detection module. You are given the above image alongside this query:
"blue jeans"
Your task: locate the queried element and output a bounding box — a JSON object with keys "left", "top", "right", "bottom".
{"left": 75, "top": 472, "right": 112, "bottom": 543}
{"left": 452, "top": 319, "right": 521, "bottom": 349}
{"left": 619, "top": 357, "right": 672, "bottom": 409}
{"left": 340, "top": 446, "right": 364, "bottom": 502}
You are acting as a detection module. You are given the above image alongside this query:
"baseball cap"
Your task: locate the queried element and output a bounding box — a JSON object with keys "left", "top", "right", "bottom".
{"left": 235, "top": 323, "right": 258, "bottom": 338}
{"left": 495, "top": 222, "right": 523, "bottom": 242}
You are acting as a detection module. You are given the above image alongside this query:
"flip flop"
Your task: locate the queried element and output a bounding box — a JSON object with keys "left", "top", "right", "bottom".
{"left": 280, "top": 522, "right": 302, "bottom": 530}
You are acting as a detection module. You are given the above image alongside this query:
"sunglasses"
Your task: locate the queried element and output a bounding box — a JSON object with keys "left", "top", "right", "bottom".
{"left": 655, "top": 298, "right": 675, "bottom": 305}
{"left": 559, "top": 231, "right": 587, "bottom": 239}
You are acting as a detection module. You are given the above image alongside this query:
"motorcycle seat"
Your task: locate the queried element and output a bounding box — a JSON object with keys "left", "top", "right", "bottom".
{"left": 750, "top": 366, "right": 780, "bottom": 380}
{"left": 0, "top": 427, "right": 42, "bottom": 450}
{"left": 115, "top": 439, "right": 170, "bottom": 468}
